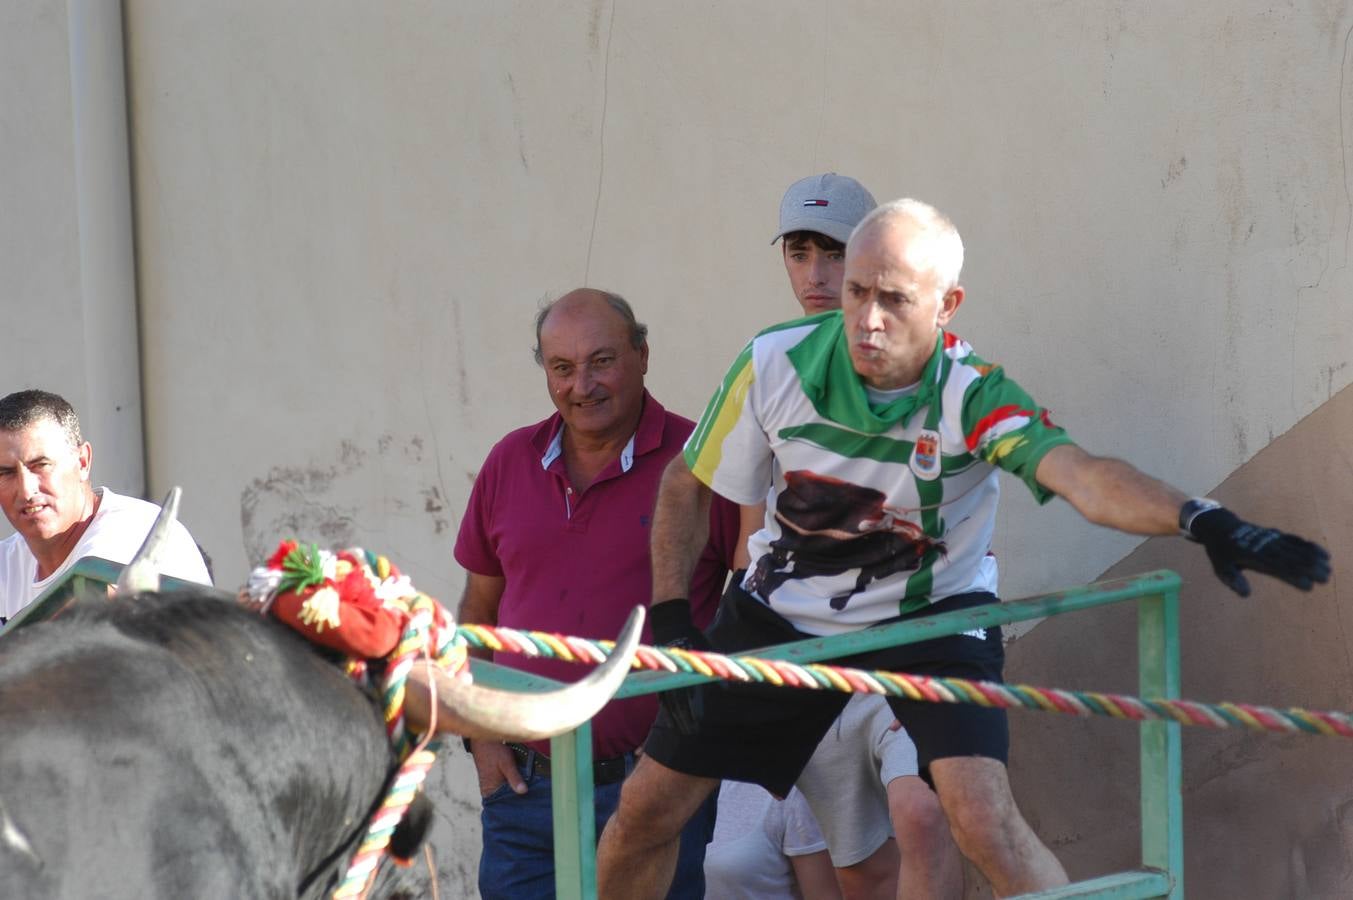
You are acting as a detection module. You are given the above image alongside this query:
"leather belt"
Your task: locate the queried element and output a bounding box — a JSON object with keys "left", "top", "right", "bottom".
{"left": 507, "top": 743, "right": 630, "bottom": 786}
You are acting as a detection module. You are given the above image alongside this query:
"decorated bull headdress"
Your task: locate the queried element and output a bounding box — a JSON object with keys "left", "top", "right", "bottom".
{"left": 118, "top": 488, "right": 645, "bottom": 742}
{"left": 116, "top": 489, "right": 645, "bottom": 897}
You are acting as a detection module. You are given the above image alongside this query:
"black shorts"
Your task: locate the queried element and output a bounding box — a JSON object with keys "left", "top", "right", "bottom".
{"left": 645, "top": 582, "right": 1009, "bottom": 796}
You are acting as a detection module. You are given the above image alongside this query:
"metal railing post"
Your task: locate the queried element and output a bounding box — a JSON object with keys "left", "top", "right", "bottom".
{"left": 551, "top": 723, "right": 597, "bottom": 900}
{"left": 1138, "top": 585, "right": 1183, "bottom": 898}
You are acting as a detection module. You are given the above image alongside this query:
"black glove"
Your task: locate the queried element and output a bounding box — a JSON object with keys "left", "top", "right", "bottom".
{"left": 1184, "top": 502, "right": 1332, "bottom": 597}
{"left": 651, "top": 599, "right": 709, "bottom": 735}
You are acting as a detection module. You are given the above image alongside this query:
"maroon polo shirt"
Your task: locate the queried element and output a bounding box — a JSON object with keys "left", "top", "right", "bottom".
{"left": 455, "top": 391, "right": 738, "bottom": 759}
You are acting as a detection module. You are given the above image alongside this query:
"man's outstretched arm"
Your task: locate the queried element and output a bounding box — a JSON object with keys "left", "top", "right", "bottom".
{"left": 1034, "top": 444, "right": 1187, "bottom": 535}
{"left": 1036, "top": 444, "right": 1331, "bottom": 596}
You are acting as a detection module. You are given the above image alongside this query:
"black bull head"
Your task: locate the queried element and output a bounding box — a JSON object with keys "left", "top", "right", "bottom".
{"left": 0, "top": 490, "right": 643, "bottom": 898}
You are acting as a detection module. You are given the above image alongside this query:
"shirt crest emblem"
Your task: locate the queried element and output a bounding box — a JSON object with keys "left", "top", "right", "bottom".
{"left": 910, "top": 429, "right": 942, "bottom": 481}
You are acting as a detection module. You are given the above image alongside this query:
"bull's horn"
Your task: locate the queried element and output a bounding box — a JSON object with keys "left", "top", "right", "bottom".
{"left": 114, "top": 487, "right": 182, "bottom": 595}
{"left": 439, "top": 605, "right": 645, "bottom": 741}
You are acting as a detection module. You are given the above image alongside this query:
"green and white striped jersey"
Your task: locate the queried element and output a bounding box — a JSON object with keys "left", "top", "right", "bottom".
{"left": 684, "top": 312, "right": 1074, "bottom": 636}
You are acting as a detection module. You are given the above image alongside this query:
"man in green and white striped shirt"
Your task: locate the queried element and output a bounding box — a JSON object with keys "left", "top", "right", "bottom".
{"left": 598, "top": 198, "right": 1330, "bottom": 898}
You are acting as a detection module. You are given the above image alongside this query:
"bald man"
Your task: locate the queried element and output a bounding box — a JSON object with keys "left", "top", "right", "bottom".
{"left": 453, "top": 289, "right": 739, "bottom": 899}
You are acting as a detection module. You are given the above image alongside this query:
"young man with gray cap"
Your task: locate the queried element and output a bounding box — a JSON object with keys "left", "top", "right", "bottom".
{"left": 728, "top": 174, "right": 964, "bottom": 899}
{"left": 774, "top": 173, "right": 878, "bottom": 317}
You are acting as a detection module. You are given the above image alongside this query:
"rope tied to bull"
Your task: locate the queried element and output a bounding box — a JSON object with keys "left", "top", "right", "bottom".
{"left": 246, "top": 541, "right": 464, "bottom": 900}
{"left": 455, "top": 622, "right": 1353, "bottom": 740}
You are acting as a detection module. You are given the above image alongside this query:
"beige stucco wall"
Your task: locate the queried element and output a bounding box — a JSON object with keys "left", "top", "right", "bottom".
{"left": 2, "top": 0, "right": 1347, "bottom": 894}
{"left": 125, "top": 2, "right": 1352, "bottom": 597}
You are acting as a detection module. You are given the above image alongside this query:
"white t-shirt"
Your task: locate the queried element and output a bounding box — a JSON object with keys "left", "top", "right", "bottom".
{"left": 795, "top": 693, "right": 920, "bottom": 867}
{"left": 0, "top": 487, "right": 212, "bottom": 622}
{"left": 704, "top": 783, "right": 827, "bottom": 900}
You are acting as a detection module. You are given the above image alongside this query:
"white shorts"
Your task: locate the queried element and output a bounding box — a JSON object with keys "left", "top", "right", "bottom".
{"left": 793, "top": 693, "right": 921, "bottom": 867}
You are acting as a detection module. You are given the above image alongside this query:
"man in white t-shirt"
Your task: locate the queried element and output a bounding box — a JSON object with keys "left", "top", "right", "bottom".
{"left": 0, "top": 390, "right": 211, "bottom": 624}
{"left": 704, "top": 781, "right": 839, "bottom": 900}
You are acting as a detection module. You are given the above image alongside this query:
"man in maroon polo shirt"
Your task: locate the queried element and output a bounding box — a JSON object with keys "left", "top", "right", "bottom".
{"left": 454, "top": 288, "right": 737, "bottom": 899}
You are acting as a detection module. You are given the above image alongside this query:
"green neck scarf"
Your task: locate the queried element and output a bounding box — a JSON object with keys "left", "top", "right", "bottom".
{"left": 786, "top": 313, "right": 946, "bottom": 435}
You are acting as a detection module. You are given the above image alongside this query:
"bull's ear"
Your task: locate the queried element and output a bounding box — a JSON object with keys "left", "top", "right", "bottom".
{"left": 388, "top": 791, "right": 434, "bottom": 866}
{"left": 114, "top": 487, "right": 182, "bottom": 596}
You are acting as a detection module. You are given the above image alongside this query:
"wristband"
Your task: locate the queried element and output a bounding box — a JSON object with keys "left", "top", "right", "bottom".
{"left": 1179, "top": 497, "right": 1222, "bottom": 538}
{"left": 650, "top": 598, "right": 693, "bottom": 644}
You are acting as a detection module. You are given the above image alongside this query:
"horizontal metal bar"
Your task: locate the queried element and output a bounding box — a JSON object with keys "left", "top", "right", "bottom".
{"left": 469, "top": 660, "right": 570, "bottom": 692}
{"left": 1012, "top": 869, "right": 1172, "bottom": 899}
{"left": 465, "top": 572, "right": 1182, "bottom": 699}
{"left": 12, "top": 563, "right": 1181, "bottom": 715}
{"left": 1, "top": 556, "right": 225, "bottom": 635}
{"left": 616, "top": 571, "right": 1181, "bottom": 698}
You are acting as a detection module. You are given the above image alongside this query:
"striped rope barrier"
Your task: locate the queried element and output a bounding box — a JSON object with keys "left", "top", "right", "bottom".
{"left": 456, "top": 623, "right": 1353, "bottom": 740}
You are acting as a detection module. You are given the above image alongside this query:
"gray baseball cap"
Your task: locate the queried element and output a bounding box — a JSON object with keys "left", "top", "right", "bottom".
{"left": 772, "top": 173, "right": 877, "bottom": 245}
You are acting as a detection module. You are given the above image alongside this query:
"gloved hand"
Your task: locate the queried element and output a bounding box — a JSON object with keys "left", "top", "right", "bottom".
{"left": 1184, "top": 503, "right": 1332, "bottom": 597}
{"left": 651, "top": 599, "right": 709, "bottom": 735}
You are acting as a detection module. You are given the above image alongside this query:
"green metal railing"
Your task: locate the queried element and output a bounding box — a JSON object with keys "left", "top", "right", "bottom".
{"left": 473, "top": 570, "right": 1184, "bottom": 900}
{"left": 4, "top": 561, "right": 1183, "bottom": 899}
{"left": 0, "top": 555, "right": 205, "bottom": 634}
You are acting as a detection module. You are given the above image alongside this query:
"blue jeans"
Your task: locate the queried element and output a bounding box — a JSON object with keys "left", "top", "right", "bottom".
{"left": 479, "top": 749, "right": 715, "bottom": 900}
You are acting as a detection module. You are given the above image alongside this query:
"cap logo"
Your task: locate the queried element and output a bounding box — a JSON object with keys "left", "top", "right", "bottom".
{"left": 803, "top": 199, "right": 829, "bottom": 207}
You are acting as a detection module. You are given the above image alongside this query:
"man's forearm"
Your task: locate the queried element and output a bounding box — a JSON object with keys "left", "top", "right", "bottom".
{"left": 1037, "top": 445, "right": 1188, "bottom": 536}
{"left": 1036, "top": 444, "right": 1330, "bottom": 597}
{"left": 1072, "top": 456, "right": 1187, "bottom": 535}
{"left": 457, "top": 573, "right": 506, "bottom": 663}
{"left": 650, "top": 457, "right": 712, "bottom": 602}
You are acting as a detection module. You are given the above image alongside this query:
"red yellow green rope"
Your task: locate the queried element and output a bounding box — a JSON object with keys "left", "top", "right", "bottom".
{"left": 332, "top": 573, "right": 463, "bottom": 899}
{"left": 456, "top": 623, "right": 1353, "bottom": 740}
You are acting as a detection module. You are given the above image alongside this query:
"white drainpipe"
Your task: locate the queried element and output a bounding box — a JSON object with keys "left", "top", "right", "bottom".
{"left": 67, "top": 0, "right": 146, "bottom": 497}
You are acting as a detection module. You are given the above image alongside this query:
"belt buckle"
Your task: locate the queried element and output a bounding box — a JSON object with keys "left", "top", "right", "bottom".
{"left": 593, "top": 753, "right": 630, "bottom": 786}
{"left": 508, "top": 742, "right": 548, "bottom": 778}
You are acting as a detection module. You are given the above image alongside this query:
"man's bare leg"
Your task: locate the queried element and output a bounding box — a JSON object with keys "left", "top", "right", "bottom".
{"left": 833, "top": 838, "right": 899, "bottom": 900}
{"left": 887, "top": 774, "right": 963, "bottom": 899}
{"left": 929, "top": 757, "right": 1067, "bottom": 896}
{"left": 596, "top": 755, "right": 718, "bottom": 899}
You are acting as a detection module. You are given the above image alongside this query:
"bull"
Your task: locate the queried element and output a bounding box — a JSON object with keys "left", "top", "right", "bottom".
{"left": 0, "top": 491, "right": 642, "bottom": 898}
